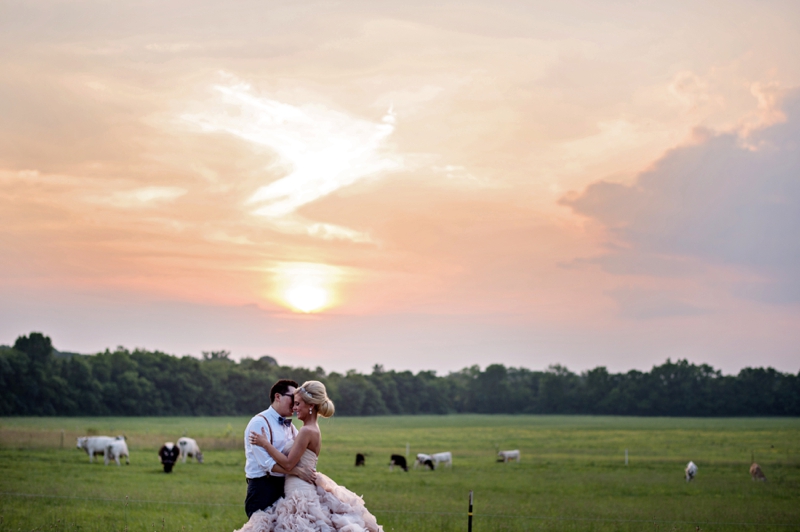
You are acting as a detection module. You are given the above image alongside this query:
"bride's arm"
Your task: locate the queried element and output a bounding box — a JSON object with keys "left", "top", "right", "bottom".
{"left": 253, "top": 434, "right": 316, "bottom": 482}
{"left": 249, "top": 427, "right": 310, "bottom": 472}
{"left": 273, "top": 463, "right": 316, "bottom": 483}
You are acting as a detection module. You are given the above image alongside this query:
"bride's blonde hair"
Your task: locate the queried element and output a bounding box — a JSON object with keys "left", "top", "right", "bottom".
{"left": 296, "top": 380, "right": 335, "bottom": 418}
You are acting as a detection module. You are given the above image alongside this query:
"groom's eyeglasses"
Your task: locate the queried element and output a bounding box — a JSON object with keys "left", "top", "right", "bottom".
{"left": 280, "top": 393, "right": 294, "bottom": 400}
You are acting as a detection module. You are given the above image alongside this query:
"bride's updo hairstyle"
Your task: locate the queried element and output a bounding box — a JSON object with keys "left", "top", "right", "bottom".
{"left": 297, "top": 380, "right": 335, "bottom": 418}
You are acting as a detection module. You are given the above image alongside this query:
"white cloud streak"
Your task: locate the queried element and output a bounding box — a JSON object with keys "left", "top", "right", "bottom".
{"left": 90, "top": 186, "right": 187, "bottom": 208}
{"left": 183, "top": 75, "right": 405, "bottom": 242}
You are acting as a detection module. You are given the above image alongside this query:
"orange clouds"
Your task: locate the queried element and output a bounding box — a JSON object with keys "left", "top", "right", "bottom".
{"left": 1, "top": 0, "right": 799, "bottom": 373}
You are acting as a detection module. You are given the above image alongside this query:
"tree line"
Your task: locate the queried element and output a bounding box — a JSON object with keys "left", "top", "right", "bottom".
{"left": 1, "top": 332, "right": 798, "bottom": 416}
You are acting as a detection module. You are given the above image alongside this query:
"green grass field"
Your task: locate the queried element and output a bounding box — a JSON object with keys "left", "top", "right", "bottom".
{"left": 1, "top": 416, "right": 798, "bottom": 531}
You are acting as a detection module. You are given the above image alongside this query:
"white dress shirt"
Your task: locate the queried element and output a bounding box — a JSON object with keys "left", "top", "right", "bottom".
{"left": 243, "top": 406, "right": 297, "bottom": 479}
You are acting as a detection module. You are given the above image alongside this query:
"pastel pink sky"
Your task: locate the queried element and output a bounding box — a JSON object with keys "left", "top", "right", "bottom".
{"left": 2, "top": 0, "right": 799, "bottom": 374}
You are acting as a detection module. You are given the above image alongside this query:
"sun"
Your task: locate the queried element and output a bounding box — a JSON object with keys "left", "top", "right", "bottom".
{"left": 270, "top": 262, "right": 342, "bottom": 313}
{"left": 284, "top": 284, "right": 329, "bottom": 313}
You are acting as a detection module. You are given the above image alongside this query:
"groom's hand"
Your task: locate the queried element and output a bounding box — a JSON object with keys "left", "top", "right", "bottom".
{"left": 294, "top": 463, "right": 317, "bottom": 484}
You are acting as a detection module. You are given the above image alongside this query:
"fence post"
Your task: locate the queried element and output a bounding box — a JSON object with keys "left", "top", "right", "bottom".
{"left": 468, "top": 490, "right": 473, "bottom": 532}
{"left": 61, "top": 430, "right": 65, "bottom": 449}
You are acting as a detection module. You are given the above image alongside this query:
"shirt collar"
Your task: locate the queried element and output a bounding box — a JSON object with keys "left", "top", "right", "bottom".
{"left": 266, "top": 406, "right": 291, "bottom": 424}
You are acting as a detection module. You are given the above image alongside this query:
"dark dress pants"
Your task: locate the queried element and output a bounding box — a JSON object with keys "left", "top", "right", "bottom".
{"left": 245, "top": 475, "right": 285, "bottom": 517}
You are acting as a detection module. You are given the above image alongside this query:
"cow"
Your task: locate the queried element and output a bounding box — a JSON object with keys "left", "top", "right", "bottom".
{"left": 414, "top": 453, "right": 432, "bottom": 469}
{"left": 497, "top": 450, "right": 520, "bottom": 463}
{"left": 685, "top": 461, "right": 697, "bottom": 482}
{"left": 414, "top": 453, "right": 435, "bottom": 471}
{"left": 355, "top": 453, "right": 365, "bottom": 467}
{"left": 106, "top": 439, "right": 130, "bottom": 466}
{"left": 177, "top": 437, "right": 203, "bottom": 464}
{"left": 750, "top": 463, "right": 767, "bottom": 482}
{"left": 431, "top": 452, "right": 453, "bottom": 468}
{"left": 159, "top": 442, "right": 181, "bottom": 473}
{"left": 389, "top": 454, "right": 408, "bottom": 472}
{"left": 77, "top": 435, "right": 124, "bottom": 463}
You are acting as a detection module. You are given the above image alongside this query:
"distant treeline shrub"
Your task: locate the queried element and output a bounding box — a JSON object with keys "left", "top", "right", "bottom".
{"left": 1, "top": 332, "right": 798, "bottom": 416}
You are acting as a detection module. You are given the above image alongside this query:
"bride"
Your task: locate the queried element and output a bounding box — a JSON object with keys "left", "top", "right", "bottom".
{"left": 235, "top": 381, "right": 383, "bottom": 532}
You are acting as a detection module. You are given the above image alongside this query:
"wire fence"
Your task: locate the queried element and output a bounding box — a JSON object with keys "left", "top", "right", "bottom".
{"left": 1, "top": 491, "right": 798, "bottom": 528}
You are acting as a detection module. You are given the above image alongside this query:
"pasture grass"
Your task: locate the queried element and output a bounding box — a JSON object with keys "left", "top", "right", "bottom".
{"left": 1, "top": 416, "right": 799, "bottom": 531}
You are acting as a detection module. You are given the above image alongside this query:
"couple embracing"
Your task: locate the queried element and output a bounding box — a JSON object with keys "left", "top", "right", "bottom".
{"left": 236, "top": 379, "right": 382, "bottom": 532}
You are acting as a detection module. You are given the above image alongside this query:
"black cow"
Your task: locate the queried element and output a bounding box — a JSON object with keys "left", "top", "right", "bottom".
{"left": 355, "top": 453, "right": 366, "bottom": 466}
{"left": 159, "top": 442, "right": 181, "bottom": 473}
{"left": 422, "top": 459, "right": 435, "bottom": 470}
{"left": 389, "top": 454, "right": 408, "bottom": 472}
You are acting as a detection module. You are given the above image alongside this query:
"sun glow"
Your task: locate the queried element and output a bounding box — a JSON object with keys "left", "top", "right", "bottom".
{"left": 271, "top": 262, "right": 342, "bottom": 313}
{"left": 285, "top": 285, "right": 328, "bottom": 313}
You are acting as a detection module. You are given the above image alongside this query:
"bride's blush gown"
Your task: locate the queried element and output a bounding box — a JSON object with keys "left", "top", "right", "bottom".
{"left": 235, "top": 443, "right": 383, "bottom": 532}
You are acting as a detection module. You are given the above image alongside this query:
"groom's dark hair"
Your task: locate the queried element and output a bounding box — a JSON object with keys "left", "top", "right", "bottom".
{"left": 270, "top": 379, "right": 299, "bottom": 404}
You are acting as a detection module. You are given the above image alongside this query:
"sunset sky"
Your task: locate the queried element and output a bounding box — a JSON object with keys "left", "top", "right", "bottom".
{"left": 2, "top": 0, "right": 799, "bottom": 374}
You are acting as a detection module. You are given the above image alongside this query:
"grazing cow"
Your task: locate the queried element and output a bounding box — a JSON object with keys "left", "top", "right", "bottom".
{"left": 413, "top": 453, "right": 435, "bottom": 470}
{"left": 414, "top": 453, "right": 432, "bottom": 469}
{"left": 750, "top": 463, "right": 767, "bottom": 482}
{"left": 685, "top": 461, "right": 697, "bottom": 482}
{"left": 105, "top": 439, "right": 130, "bottom": 466}
{"left": 355, "top": 453, "right": 366, "bottom": 467}
{"left": 177, "top": 437, "right": 203, "bottom": 464}
{"left": 497, "top": 450, "right": 521, "bottom": 463}
{"left": 431, "top": 452, "right": 453, "bottom": 468}
{"left": 389, "top": 454, "right": 408, "bottom": 472}
{"left": 159, "top": 442, "right": 181, "bottom": 473}
{"left": 77, "top": 436, "right": 124, "bottom": 463}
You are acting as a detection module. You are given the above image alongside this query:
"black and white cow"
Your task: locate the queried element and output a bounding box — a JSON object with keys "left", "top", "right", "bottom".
{"left": 413, "top": 453, "right": 434, "bottom": 470}
{"left": 159, "top": 442, "right": 181, "bottom": 473}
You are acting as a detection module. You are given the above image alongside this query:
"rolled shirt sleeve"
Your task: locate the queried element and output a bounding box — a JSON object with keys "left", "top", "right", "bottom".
{"left": 244, "top": 415, "right": 279, "bottom": 477}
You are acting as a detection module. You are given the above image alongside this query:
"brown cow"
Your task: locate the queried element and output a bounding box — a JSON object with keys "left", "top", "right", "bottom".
{"left": 750, "top": 463, "right": 767, "bottom": 482}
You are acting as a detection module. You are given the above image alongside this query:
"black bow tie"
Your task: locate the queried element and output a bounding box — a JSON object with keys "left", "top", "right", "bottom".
{"left": 277, "top": 416, "right": 292, "bottom": 427}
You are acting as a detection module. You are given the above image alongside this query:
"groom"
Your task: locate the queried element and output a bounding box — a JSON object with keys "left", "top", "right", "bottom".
{"left": 243, "top": 378, "right": 316, "bottom": 517}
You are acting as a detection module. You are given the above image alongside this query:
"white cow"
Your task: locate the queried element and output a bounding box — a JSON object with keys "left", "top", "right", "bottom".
{"left": 497, "top": 450, "right": 520, "bottom": 463}
{"left": 685, "top": 461, "right": 697, "bottom": 482}
{"left": 77, "top": 436, "right": 124, "bottom": 463}
{"left": 430, "top": 452, "right": 453, "bottom": 468}
{"left": 177, "top": 437, "right": 204, "bottom": 464}
{"left": 106, "top": 439, "right": 130, "bottom": 466}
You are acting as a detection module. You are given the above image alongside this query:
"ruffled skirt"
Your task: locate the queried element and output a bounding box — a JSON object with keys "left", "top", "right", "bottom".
{"left": 235, "top": 473, "right": 382, "bottom": 532}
